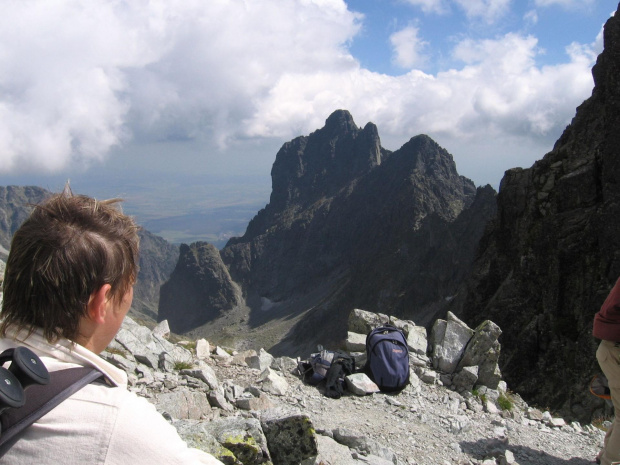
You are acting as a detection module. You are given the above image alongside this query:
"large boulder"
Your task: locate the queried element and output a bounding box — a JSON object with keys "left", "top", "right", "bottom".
{"left": 431, "top": 312, "right": 474, "bottom": 374}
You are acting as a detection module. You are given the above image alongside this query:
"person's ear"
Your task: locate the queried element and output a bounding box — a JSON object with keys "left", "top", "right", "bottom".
{"left": 87, "top": 284, "right": 112, "bottom": 324}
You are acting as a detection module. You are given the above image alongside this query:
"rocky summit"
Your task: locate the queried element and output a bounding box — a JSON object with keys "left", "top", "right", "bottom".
{"left": 159, "top": 109, "right": 497, "bottom": 357}
{"left": 104, "top": 312, "right": 603, "bottom": 465}
{"left": 454, "top": 2, "right": 620, "bottom": 423}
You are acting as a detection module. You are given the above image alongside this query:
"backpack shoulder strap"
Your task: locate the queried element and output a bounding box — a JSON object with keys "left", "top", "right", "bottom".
{"left": 0, "top": 366, "right": 105, "bottom": 455}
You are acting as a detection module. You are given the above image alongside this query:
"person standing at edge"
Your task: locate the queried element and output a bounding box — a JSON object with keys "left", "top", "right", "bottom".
{"left": 0, "top": 188, "right": 222, "bottom": 464}
{"left": 594, "top": 277, "right": 620, "bottom": 465}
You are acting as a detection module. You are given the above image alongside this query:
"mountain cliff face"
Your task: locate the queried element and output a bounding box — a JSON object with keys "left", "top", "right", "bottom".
{"left": 0, "top": 185, "right": 178, "bottom": 324}
{"left": 159, "top": 242, "right": 241, "bottom": 332}
{"left": 0, "top": 186, "right": 49, "bottom": 258}
{"left": 455, "top": 4, "right": 620, "bottom": 422}
{"left": 132, "top": 229, "right": 179, "bottom": 322}
{"left": 160, "top": 110, "right": 497, "bottom": 355}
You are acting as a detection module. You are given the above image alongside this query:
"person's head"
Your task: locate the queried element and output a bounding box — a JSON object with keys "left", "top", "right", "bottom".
{"left": 0, "top": 189, "right": 140, "bottom": 345}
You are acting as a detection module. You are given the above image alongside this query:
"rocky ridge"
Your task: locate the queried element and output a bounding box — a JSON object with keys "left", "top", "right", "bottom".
{"left": 454, "top": 2, "right": 620, "bottom": 423}
{"left": 159, "top": 111, "right": 497, "bottom": 358}
{"left": 105, "top": 312, "right": 604, "bottom": 465}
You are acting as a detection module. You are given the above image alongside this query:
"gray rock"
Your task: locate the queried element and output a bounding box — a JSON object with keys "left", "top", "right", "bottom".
{"left": 115, "top": 323, "right": 160, "bottom": 369}
{"left": 230, "top": 349, "right": 255, "bottom": 366}
{"left": 172, "top": 419, "right": 231, "bottom": 461}
{"left": 351, "top": 452, "right": 396, "bottom": 465}
{"left": 402, "top": 324, "right": 428, "bottom": 355}
{"left": 419, "top": 369, "right": 438, "bottom": 385}
{"left": 260, "top": 368, "right": 289, "bottom": 396}
{"left": 432, "top": 312, "right": 474, "bottom": 374}
{"left": 247, "top": 348, "right": 274, "bottom": 371}
{"left": 409, "top": 353, "right": 429, "bottom": 368}
{"left": 152, "top": 319, "right": 170, "bottom": 339}
{"left": 152, "top": 334, "right": 194, "bottom": 364}
{"left": 136, "top": 365, "right": 155, "bottom": 385}
{"left": 271, "top": 356, "right": 298, "bottom": 374}
{"left": 345, "top": 373, "right": 380, "bottom": 395}
{"left": 301, "top": 434, "right": 359, "bottom": 465}
{"left": 156, "top": 389, "right": 212, "bottom": 420}
{"left": 346, "top": 331, "right": 367, "bottom": 352}
{"left": 261, "top": 410, "right": 318, "bottom": 465}
{"left": 332, "top": 428, "right": 397, "bottom": 464}
{"left": 452, "top": 366, "right": 479, "bottom": 392}
{"left": 214, "top": 346, "right": 232, "bottom": 358}
{"left": 207, "top": 390, "right": 234, "bottom": 412}
{"left": 457, "top": 320, "right": 502, "bottom": 369}
{"left": 348, "top": 309, "right": 390, "bottom": 335}
{"left": 478, "top": 359, "right": 502, "bottom": 389}
{"left": 236, "top": 394, "right": 275, "bottom": 411}
{"left": 195, "top": 339, "right": 211, "bottom": 360}
{"left": 102, "top": 352, "right": 137, "bottom": 373}
{"left": 182, "top": 363, "right": 220, "bottom": 390}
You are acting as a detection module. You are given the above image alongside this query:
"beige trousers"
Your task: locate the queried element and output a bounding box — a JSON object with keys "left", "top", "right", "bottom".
{"left": 597, "top": 340, "right": 620, "bottom": 465}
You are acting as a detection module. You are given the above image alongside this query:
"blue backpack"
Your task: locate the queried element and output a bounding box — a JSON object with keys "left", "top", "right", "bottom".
{"left": 366, "top": 326, "right": 410, "bottom": 392}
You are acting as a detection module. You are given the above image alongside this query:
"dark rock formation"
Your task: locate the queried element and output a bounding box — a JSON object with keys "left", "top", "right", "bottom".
{"left": 159, "top": 242, "right": 242, "bottom": 333}
{"left": 132, "top": 229, "right": 179, "bottom": 322}
{"left": 455, "top": 3, "right": 620, "bottom": 422}
{"left": 161, "top": 110, "right": 497, "bottom": 355}
{"left": 0, "top": 185, "right": 49, "bottom": 257}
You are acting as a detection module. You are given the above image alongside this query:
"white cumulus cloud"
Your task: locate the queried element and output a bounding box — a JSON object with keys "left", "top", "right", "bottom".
{"left": 390, "top": 25, "right": 429, "bottom": 69}
{"left": 401, "top": 0, "right": 449, "bottom": 14}
{"left": 452, "top": 0, "right": 512, "bottom": 24}
{"left": 0, "top": 0, "right": 604, "bottom": 187}
{"left": 0, "top": 0, "right": 362, "bottom": 173}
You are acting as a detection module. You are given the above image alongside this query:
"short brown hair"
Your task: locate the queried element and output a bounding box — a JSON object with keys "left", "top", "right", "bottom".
{"left": 0, "top": 190, "right": 140, "bottom": 342}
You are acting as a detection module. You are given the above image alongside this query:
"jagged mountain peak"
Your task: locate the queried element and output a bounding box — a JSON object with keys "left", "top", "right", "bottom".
{"left": 262, "top": 110, "right": 384, "bottom": 215}
{"left": 323, "top": 109, "right": 358, "bottom": 135}
{"left": 161, "top": 110, "right": 497, "bottom": 361}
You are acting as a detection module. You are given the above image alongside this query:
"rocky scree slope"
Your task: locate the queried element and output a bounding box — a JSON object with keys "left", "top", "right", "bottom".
{"left": 159, "top": 110, "right": 497, "bottom": 356}
{"left": 104, "top": 312, "right": 603, "bottom": 465}
{"left": 453, "top": 2, "right": 620, "bottom": 423}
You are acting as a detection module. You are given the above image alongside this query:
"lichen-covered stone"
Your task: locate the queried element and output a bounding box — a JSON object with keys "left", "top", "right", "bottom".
{"left": 204, "top": 417, "right": 271, "bottom": 465}
{"left": 260, "top": 410, "right": 318, "bottom": 464}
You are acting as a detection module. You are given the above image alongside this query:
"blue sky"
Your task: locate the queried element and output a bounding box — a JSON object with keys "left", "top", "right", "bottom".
{"left": 0, "top": 0, "right": 617, "bottom": 226}
{"left": 350, "top": 0, "right": 611, "bottom": 74}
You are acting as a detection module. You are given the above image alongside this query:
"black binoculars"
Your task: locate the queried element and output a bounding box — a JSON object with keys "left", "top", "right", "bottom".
{"left": 0, "top": 347, "right": 50, "bottom": 416}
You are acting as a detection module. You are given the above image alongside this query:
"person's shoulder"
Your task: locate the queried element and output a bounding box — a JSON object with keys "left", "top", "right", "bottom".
{"left": 106, "top": 389, "right": 224, "bottom": 464}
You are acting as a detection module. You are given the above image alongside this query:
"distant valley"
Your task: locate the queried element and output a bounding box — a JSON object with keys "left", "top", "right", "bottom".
{"left": 141, "top": 204, "right": 265, "bottom": 248}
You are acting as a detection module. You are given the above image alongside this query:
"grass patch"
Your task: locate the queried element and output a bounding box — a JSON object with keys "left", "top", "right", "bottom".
{"left": 498, "top": 393, "right": 513, "bottom": 411}
{"left": 174, "top": 361, "right": 194, "bottom": 371}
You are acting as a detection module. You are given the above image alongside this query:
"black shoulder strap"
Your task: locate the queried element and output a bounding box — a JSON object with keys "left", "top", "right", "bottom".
{"left": 0, "top": 366, "right": 104, "bottom": 456}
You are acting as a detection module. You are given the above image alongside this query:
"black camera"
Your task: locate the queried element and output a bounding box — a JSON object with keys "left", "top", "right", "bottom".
{"left": 0, "top": 347, "right": 50, "bottom": 416}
